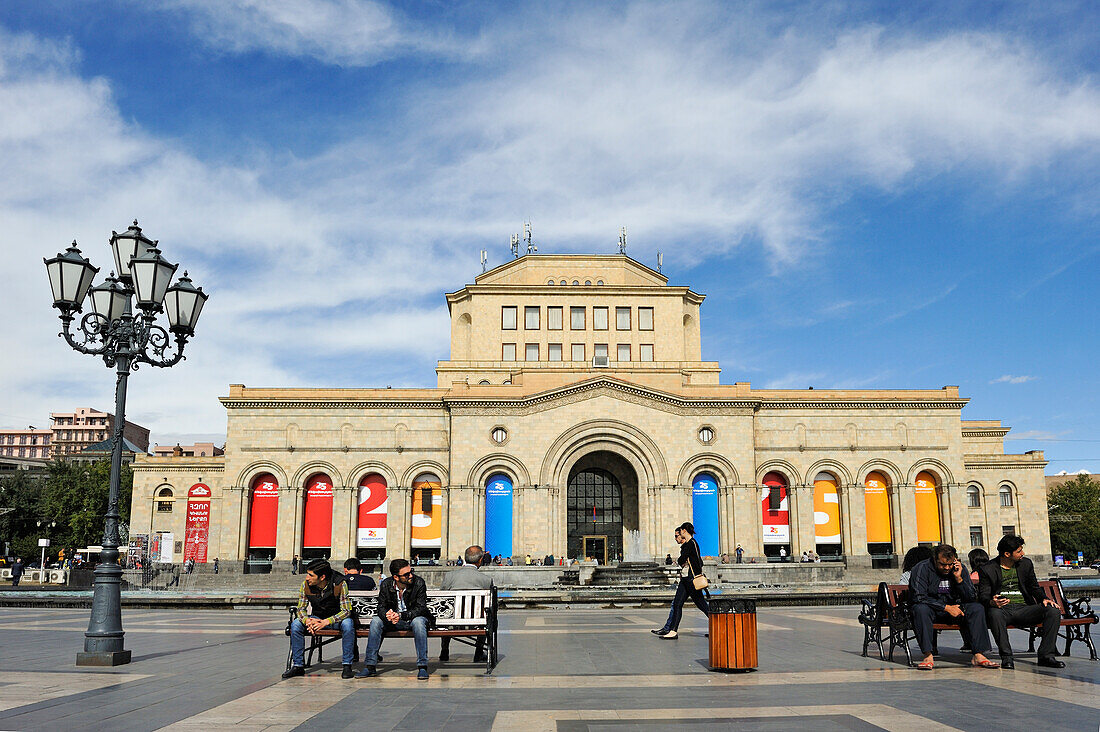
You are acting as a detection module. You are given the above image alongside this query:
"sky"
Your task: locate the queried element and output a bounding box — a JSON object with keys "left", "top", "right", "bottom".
{"left": 0, "top": 1, "right": 1097, "bottom": 472}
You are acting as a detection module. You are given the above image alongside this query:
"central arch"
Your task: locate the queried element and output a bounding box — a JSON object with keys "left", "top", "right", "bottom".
{"left": 567, "top": 451, "right": 639, "bottom": 564}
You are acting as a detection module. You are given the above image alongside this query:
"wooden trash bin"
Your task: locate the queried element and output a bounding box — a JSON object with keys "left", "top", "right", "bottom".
{"left": 708, "top": 597, "right": 758, "bottom": 671}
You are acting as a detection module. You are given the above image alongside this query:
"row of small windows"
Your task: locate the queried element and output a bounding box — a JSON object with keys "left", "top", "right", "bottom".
{"left": 502, "top": 343, "right": 655, "bottom": 362}
{"left": 965, "top": 485, "right": 1015, "bottom": 508}
{"left": 546, "top": 279, "right": 605, "bottom": 286}
{"left": 2, "top": 435, "right": 51, "bottom": 445}
{"left": 503, "top": 306, "right": 654, "bottom": 332}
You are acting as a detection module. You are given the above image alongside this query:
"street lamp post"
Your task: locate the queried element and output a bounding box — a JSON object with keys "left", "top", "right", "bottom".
{"left": 36, "top": 519, "right": 57, "bottom": 576}
{"left": 44, "top": 221, "right": 208, "bottom": 666}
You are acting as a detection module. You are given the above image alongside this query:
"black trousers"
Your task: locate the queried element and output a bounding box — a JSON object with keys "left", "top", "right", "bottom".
{"left": 912, "top": 602, "right": 991, "bottom": 655}
{"left": 439, "top": 635, "right": 485, "bottom": 658}
{"left": 987, "top": 603, "right": 1062, "bottom": 659}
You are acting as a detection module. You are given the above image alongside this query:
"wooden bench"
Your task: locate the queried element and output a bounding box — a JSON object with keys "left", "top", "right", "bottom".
{"left": 285, "top": 587, "right": 499, "bottom": 674}
{"left": 859, "top": 580, "right": 1097, "bottom": 665}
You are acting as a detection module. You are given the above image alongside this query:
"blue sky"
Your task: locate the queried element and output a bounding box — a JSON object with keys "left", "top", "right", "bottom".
{"left": 0, "top": 1, "right": 1097, "bottom": 471}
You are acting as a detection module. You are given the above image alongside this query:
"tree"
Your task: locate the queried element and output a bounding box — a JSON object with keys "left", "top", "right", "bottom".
{"left": 1048, "top": 475, "right": 1100, "bottom": 562}
{"left": 0, "top": 469, "right": 47, "bottom": 557}
{"left": 40, "top": 459, "right": 133, "bottom": 550}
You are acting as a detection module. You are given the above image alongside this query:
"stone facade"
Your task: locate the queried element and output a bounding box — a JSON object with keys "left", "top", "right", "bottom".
{"left": 130, "top": 254, "right": 1050, "bottom": 566}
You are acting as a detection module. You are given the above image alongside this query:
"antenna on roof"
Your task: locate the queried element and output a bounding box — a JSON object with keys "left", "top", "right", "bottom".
{"left": 510, "top": 233, "right": 520, "bottom": 259}
{"left": 657, "top": 251, "right": 663, "bottom": 273}
{"left": 524, "top": 221, "right": 536, "bottom": 254}
{"left": 618, "top": 226, "right": 627, "bottom": 255}
{"left": 480, "top": 249, "right": 488, "bottom": 273}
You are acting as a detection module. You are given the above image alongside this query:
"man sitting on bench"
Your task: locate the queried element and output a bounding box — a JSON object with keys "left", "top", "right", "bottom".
{"left": 909, "top": 543, "right": 998, "bottom": 670}
{"left": 283, "top": 559, "right": 356, "bottom": 680}
{"left": 978, "top": 534, "right": 1065, "bottom": 669}
{"left": 357, "top": 558, "right": 434, "bottom": 680}
{"left": 439, "top": 545, "right": 493, "bottom": 663}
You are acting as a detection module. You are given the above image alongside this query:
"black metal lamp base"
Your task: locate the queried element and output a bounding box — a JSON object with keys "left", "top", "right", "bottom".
{"left": 76, "top": 650, "right": 132, "bottom": 667}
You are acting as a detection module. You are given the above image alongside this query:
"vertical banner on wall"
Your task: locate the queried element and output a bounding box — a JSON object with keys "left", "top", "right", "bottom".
{"left": 864, "top": 471, "right": 892, "bottom": 544}
{"left": 128, "top": 534, "right": 148, "bottom": 568}
{"left": 184, "top": 483, "right": 212, "bottom": 562}
{"left": 484, "top": 474, "right": 514, "bottom": 558}
{"left": 248, "top": 473, "right": 280, "bottom": 549}
{"left": 302, "top": 474, "right": 334, "bottom": 549}
{"left": 813, "top": 473, "right": 841, "bottom": 545}
{"left": 357, "top": 474, "right": 388, "bottom": 548}
{"left": 691, "top": 473, "right": 720, "bottom": 557}
{"left": 761, "top": 472, "right": 790, "bottom": 544}
{"left": 411, "top": 473, "right": 442, "bottom": 549}
{"left": 913, "top": 471, "right": 941, "bottom": 543}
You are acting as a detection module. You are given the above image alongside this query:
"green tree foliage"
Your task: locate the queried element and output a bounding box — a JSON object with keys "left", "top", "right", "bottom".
{"left": 0, "top": 469, "right": 47, "bottom": 558}
{"left": 1048, "top": 475, "right": 1100, "bottom": 562}
{"left": 41, "top": 459, "right": 133, "bottom": 550}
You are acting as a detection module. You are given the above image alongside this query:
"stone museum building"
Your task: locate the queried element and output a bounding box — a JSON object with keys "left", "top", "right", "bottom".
{"left": 130, "top": 254, "right": 1050, "bottom": 568}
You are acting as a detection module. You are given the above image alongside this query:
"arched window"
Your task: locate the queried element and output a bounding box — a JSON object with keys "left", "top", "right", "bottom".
{"left": 999, "top": 486, "right": 1013, "bottom": 507}
{"left": 156, "top": 487, "right": 174, "bottom": 513}
{"left": 967, "top": 485, "right": 981, "bottom": 507}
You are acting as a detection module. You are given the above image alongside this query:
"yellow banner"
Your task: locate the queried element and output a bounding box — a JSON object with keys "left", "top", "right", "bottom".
{"left": 411, "top": 473, "right": 442, "bottom": 548}
{"left": 813, "top": 473, "right": 841, "bottom": 544}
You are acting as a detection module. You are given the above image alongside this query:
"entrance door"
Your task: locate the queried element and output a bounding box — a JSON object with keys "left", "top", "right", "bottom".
{"left": 567, "top": 468, "right": 623, "bottom": 562}
{"left": 583, "top": 535, "right": 608, "bottom": 564}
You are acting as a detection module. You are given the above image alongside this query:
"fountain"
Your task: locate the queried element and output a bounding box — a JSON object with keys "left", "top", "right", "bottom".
{"left": 588, "top": 531, "right": 668, "bottom": 586}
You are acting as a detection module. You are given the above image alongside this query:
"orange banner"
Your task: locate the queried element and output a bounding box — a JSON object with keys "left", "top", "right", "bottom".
{"left": 411, "top": 473, "right": 442, "bottom": 549}
{"left": 914, "top": 471, "right": 941, "bottom": 543}
{"left": 813, "top": 473, "right": 841, "bottom": 544}
{"left": 864, "top": 471, "right": 891, "bottom": 544}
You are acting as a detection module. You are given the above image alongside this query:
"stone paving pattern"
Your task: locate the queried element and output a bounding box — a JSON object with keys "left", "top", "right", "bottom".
{"left": 0, "top": 604, "right": 1096, "bottom": 731}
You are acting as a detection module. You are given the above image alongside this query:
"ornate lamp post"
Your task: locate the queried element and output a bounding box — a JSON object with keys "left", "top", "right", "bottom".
{"left": 44, "top": 221, "right": 208, "bottom": 666}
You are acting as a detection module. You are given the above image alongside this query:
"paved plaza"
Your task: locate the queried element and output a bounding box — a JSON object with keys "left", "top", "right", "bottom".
{"left": 0, "top": 604, "right": 1096, "bottom": 731}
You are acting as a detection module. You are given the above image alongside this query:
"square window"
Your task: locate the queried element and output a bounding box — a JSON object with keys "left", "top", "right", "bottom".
{"left": 639, "top": 307, "right": 654, "bottom": 331}
{"left": 525, "top": 306, "right": 540, "bottom": 330}
{"left": 594, "top": 343, "right": 608, "bottom": 359}
{"left": 639, "top": 344, "right": 654, "bottom": 362}
{"left": 969, "top": 526, "right": 983, "bottom": 547}
{"left": 593, "top": 307, "right": 608, "bottom": 330}
{"left": 502, "top": 343, "right": 516, "bottom": 361}
{"left": 617, "top": 344, "right": 630, "bottom": 361}
{"left": 547, "top": 306, "right": 563, "bottom": 330}
{"left": 1002, "top": 525, "right": 1016, "bottom": 537}
{"left": 571, "top": 343, "right": 585, "bottom": 361}
{"left": 570, "top": 307, "right": 586, "bottom": 330}
{"left": 616, "top": 307, "right": 631, "bottom": 330}
{"left": 502, "top": 306, "right": 517, "bottom": 330}
{"left": 548, "top": 343, "right": 562, "bottom": 361}
{"left": 525, "top": 343, "right": 539, "bottom": 361}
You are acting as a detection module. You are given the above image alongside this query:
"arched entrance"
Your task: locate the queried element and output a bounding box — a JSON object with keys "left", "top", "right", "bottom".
{"left": 566, "top": 451, "right": 639, "bottom": 563}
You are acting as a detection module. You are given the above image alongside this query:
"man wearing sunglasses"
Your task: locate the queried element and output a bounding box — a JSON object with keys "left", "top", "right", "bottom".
{"left": 357, "top": 558, "right": 434, "bottom": 679}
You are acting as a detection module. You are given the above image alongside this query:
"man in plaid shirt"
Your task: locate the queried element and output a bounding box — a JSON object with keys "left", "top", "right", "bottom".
{"left": 283, "top": 559, "right": 357, "bottom": 679}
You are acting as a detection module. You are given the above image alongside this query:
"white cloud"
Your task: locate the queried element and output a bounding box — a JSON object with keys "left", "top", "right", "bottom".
{"left": 990, "top": 375, "right": 1037, "bottom": 384}
{"left": 1, "top": 7, "right": 1099, "bottom": 438}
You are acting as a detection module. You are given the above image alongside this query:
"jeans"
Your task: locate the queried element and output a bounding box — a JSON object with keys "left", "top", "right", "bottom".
{"left": 988, "top": 603, "right": 1062, "bottom": 659}
{"left": 364, "top": 615, "right": 429, "bottom": 667}
{"left": 912, "top": 602, "right": 991, "bottom": 655}
{"left": 659, "top": 578, "right": 709, "bottom": 632}
{"left": 289, "top": 615, "right": 357, "bottom": 667}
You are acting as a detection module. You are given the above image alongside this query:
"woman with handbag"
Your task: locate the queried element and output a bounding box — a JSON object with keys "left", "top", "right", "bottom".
{"left": 652, "top": 522, "right": 710, "bottom": 639}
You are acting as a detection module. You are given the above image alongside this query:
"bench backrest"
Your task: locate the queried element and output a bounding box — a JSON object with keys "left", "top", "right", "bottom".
{"left": 1037, "top": 579, "right": 1065, "bottom": 616}
{"left": 349, "top": 589, "right": 493, "bottom": 627}
{"left": 885, "top": 584, "right": 909, "bottom": 609}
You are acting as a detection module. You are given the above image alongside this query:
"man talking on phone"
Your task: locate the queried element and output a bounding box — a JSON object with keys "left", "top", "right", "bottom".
{"left": 909, "top": 544, "right": 998, "bottom": 669}
{"left": 978, "top": 534, "right": 1065, "bottom": 669}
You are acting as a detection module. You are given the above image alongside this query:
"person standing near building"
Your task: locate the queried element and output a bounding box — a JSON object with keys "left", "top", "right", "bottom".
{"left": 652, "top": 523, "right": 709, "bottom": 639}
{"left": 735, "top": 544, "right": 744, "bottom": 564}
{"left": 438, "top": 545, "right": 493, "bottom": 663}
{"left": 213, "top": 558, "right": 219, "bottom": 575}
{"left": 10, "top": 557, "right": 24, "bottom": 587}
{"left": 292, "top": 555, "right": 300, "bottom": 574}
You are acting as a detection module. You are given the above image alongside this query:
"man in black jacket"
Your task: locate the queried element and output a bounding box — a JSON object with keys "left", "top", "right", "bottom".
{"left": 978, "top": 534, "right": 1064, "bottom": 669}
{"left": 357, "top": 558, "right": 434, "bottom": 679}
{"left": 909, "top": 544, "right": 998, "bottom": 669}
{"left": 652, "top": 522, "right": 709, "bottom": 639}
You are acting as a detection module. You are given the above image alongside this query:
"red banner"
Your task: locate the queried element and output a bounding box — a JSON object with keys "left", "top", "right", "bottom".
{"left": 302, "top": 474, "right": 334, "bottom": 549}
{"left": 184, "top": 483, "right": 211, "bottom": 562}
{"left": 248, "top": 474, "right": 279, "bottom": 549}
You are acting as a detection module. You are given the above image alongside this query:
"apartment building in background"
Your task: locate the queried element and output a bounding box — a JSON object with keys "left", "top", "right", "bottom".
{"left": 49, "top": 408, "right": 150, "bottom": 457}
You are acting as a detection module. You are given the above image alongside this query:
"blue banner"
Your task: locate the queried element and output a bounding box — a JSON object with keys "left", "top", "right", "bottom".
{"left": 691, "top": 473, "right": 719, "bottom": 557}
{"left": 484, "top": 474, "right": 513, "bottom": 558}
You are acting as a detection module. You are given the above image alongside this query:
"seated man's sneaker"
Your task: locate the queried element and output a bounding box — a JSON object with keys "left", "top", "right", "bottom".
{"left": 1000, "top": 658, "right": 1015, "bottom": 670}
{"left": 342, "top": 664, "right": 354, "bottom": 679}
{"left": 1037, "top": 657, "right": 1066, "bottom": 668}
{"left": 659, "top": 630, "right": 678, "bottom": 639}
{"left": 355, "top": 665, "right": 377, "bottom": 678}
{"left": 417, "top": 666, "right": 430, "bottom": 680}
{"left": 281, "top": 666, "right": 305, "bottom": 679}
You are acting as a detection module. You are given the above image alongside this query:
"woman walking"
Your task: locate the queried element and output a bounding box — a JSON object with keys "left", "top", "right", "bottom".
{"left": 652, "top": 522, "right": 709, "bottom": 639}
